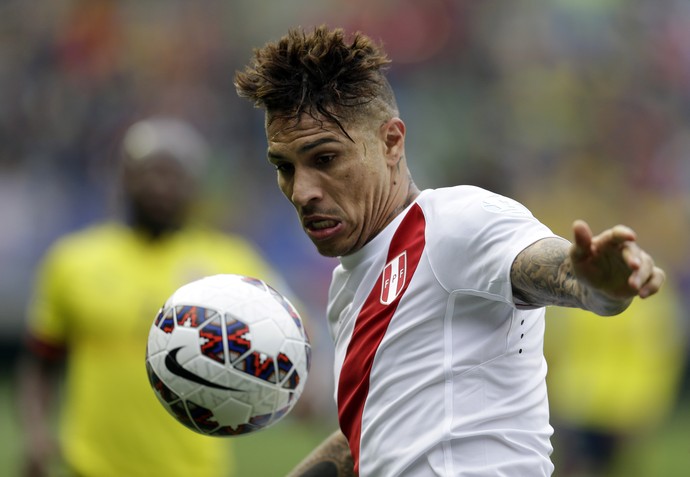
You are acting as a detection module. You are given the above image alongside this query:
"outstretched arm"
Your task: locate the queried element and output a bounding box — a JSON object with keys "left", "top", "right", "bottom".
{"left": 286, "top": 429, "right": 355, "bottom": 477}
{"left": 511, "top": 220, "right": 665, "bottom": 316}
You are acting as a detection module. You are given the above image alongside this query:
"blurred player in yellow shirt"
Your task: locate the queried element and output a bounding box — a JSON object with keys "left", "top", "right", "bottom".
{"left": 17, "top": 117, "right": 285, "bottom": 477}
{"left": 545, "top": 277, "right": 685, "bottom": 476}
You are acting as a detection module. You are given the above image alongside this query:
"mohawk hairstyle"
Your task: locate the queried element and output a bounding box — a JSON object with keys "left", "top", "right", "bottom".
{"left": 234, "top": 26, "right": 398, "bottom": 137}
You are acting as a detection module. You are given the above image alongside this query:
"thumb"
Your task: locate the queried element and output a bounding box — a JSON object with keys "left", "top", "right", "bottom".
{"left": 571, "top": 220, "right": 593, "bottom": 262}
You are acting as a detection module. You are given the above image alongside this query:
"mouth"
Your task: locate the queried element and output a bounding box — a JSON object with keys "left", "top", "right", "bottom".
{"left": 302, "top": 215, "right": 343, "bottom": 241}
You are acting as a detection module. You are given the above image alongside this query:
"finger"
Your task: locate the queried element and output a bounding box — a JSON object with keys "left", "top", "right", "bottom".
{"left": 638, "top": 266, "right": 666, "bottom": 298}
{"left": 592, "top": 224, "right": 637, "bottom": 249}
{"left": 571, "top": 220, "right": 593, "bottom": 261}
{"left": 627, "top": 250, "right": 654, "bottom": 288}
{"left": 621, "top": 242, "right": 644, "bottom": 274}
{"left": 610, "top": 224, "right": 637, "bottom": 244}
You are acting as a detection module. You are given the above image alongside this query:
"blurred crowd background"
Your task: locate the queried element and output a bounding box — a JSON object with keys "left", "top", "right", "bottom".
{"left": 1, "top": 0, "right": 688, "bottom": 475}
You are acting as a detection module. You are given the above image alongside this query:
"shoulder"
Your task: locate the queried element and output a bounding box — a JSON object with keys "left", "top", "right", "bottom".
{"left": 31, "top": 223, "right": 128, "bottom": 292}
{"left": 419, "top": 186, "right": 534, "bottom": 220}
{"left": 181, "top": 227, "right": 264, "bottom": 254}
{"left": 180, "top": 227, "right": 278, "bottom": 277}
{"left": 419, "top": 186, "right": 554, "bottom": 290}
{"left": 417, "top": 186, "right": 542, "bottom": 246}
{"left": 42, "top": 222, "right": 126, "bottom": 262}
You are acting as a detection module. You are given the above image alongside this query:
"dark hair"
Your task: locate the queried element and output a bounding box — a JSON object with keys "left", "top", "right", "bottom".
{"left": 234, "top": 26, "right": 398, "bottom": 136}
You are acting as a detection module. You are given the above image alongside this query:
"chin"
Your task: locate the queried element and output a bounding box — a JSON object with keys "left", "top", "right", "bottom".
{"left": 314, "top": 246, "right": 340, "bottom": 258}
{"left": 314, "top": 239, "right": 362, "bottom": 258}
{"left": 311, "top": 241, "right": 343, "bottom": 258}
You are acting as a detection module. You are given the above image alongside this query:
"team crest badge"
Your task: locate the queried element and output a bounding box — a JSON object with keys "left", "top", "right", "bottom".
{"left": 380, "top": 251, "right": 407, "bottom": 305}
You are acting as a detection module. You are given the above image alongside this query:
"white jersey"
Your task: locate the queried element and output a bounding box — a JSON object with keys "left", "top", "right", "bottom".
{"left": 328, "top": 186, "right": 558, "bottom": 476}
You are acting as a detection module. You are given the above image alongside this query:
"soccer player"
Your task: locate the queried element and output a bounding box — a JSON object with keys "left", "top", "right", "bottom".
{"left": 17, "top": 117, "right": 284, "bottom": 477}
{"left": 234, "top": 26, "right": 666, "bottom": 476}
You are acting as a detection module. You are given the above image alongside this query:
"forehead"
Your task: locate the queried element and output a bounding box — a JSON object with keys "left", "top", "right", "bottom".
{"left": 125, "top": 153, "right": 188, "bottom": 173}
{"left": 266, "top": 113, "right": 380, "bottom": 158}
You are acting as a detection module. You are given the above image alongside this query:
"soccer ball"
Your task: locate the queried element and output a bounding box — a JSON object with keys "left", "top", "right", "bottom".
{"left": 145, "top": 274, "right": 311, "bottom": 436}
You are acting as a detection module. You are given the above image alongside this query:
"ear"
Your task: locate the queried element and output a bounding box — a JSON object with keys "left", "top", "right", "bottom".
{"left": 381, "top": 118, "right": 406, "bottom": 166}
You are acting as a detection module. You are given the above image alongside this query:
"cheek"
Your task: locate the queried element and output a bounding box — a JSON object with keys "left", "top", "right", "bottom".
{"left": 277, "top": 175, "right": 291, "bottom": 198}
{"left": 338, "top": 176, "right": 375, "bottom": 214}
{"left": 351, "top": 164, "right": 387, "bottom": 196}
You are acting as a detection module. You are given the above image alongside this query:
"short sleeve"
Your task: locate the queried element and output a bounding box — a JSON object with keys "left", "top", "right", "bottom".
{"left": 26, "top": 243, "right": 72, "bottom": 347}
{"left": 424, "top": 187, "right": 558, "bottom": 304}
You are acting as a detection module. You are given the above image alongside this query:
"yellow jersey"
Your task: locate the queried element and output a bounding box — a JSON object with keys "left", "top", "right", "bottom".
{"left": 544, "top": 281, "right": 685, "bottom": 432}
{"left": 27, "top": 222, "right": 283, "bottom": 477}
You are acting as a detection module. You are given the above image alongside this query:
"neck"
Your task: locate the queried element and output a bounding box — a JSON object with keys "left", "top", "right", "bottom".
{"left": 132, "top": 221, "right": 180, "bottom": 240}
{"left": 126, "top": 209, "right": 183, "bottom": 241}
{"left": 386, "top": 174, "right": 420, "bottom": 224}
{"left": 363, "top": 175, "right": 420, "bottom": 250}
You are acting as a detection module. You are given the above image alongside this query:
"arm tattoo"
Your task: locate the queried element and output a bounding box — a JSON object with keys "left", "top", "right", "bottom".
{"left": 511, "top": 238, "right": 629, "bottom": 315}
{"left": 286, "top": 430, "right": 355, "bottom": 477}
{"left": 511, "top": 238, "right": 586, "bottom": 309}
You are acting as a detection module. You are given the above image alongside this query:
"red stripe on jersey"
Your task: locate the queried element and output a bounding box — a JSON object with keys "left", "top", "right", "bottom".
{"left": 337, "top": 203, "right": 426, "bottom": 474}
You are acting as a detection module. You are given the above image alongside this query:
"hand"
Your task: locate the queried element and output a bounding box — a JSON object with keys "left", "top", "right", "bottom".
{"left": 22, "top": 436, "right": 57, "bottom": 477}
{"left": 570, "top": 220, "right": 665, "bottom": 300}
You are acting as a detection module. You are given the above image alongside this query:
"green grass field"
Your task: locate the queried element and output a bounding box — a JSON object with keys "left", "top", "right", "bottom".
{"left": 2, "top": 371, "right": 688, "bottom": 476}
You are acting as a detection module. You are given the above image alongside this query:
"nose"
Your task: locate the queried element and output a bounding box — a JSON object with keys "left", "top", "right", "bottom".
{"left": 290, "top": 168, "right": 322, "bottom": 207}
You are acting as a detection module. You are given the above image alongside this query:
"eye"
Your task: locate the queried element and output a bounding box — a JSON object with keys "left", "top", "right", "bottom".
{"left": 314, "top": 154, "right": 335, "bottom": 166}
{"left": 273, "top": 162, "right": 294, "bottom": 173}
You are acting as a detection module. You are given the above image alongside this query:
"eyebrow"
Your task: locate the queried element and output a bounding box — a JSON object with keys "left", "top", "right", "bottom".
{"left": 267, "top": 137, "right": 342, "bottom": 161}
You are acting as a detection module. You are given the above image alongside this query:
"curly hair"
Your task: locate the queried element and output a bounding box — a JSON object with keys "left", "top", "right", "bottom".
{"left": 234, "top": 26, "right": 399, "bottom": 137}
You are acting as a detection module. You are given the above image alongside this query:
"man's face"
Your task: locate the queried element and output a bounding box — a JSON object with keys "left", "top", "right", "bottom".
{"left": 123, "top": 154, "right": 197, "bottom": 233}
{"left": 267, "top": 114, "right": 402, "bottom": 257}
